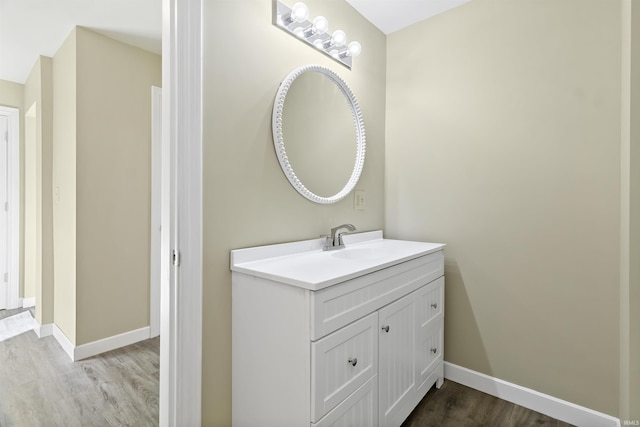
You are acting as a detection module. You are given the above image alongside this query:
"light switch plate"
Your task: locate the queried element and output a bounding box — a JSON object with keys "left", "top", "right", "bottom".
{"left": 354, "top": 190, "right": 366, "bottom": 210}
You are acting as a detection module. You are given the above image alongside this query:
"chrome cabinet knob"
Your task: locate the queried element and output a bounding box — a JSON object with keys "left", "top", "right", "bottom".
{"left": 381, "top": 325, "right": 390, "bottom": 333}
{"left": 430, "top": 347, "right": 438, "bottom": 354}
{"left": 431, "top": 303, "right": 438, "bottom": 309}
{"left": 348, "top": 357, "right": 358, "bottom": 366}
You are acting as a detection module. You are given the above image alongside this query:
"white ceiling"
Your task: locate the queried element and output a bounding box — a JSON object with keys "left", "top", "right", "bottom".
{"left": 0, "top": 0, "right": 470, "bottom": 84}
{"left": 0, "top": 0, "right": 162, "bottom": 84}
{"left": 345, "top": 0, "right": 471, "bottom": 34}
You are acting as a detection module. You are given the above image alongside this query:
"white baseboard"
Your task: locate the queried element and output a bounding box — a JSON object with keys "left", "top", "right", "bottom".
{"left": 52, "top": 325, "right": 151, "bottom": 361}
{"left": 22, "top": 297, "right": 35, "bottom": 308}
{"left": 74, "top": 326, "right": 150, "bottom": 361}
{"left": 444, "top": 362, "right": 621, "bottom": 427}
{"left": 53, "top": 324, "right": 75, "bottom": 360}
{"left": 35, "top": 322, "right": 53, "bottom": 338}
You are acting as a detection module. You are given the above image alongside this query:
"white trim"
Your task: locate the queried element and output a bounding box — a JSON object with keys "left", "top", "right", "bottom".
{"left": 150, "top": 86, "right": 162, "bottom": 339}
{"left": 52, "top": 324, "right": 75, "bottom": 360}
{"left": 444, "top": 362, "right": 621, "bottom": 427}
{"left": 74, "top": 326, "right": 151, "bottom": 361}
{"left": 22, "top": 297, "right": 35, "bottom": 308}
{"left": 0, "top": 106, "right": 20, "bottom": 310}
{"left": 53, "top": 324, "right": 151, "bottom": 362}
{"left": 160, "top": 0, "right": 203, "bottom": 425}
{"left": 160, "top": 3, "right": 174, "bottom": 419}
{"left": 619, "top": 0, "right": 632, "bottom": 419}
{"left": 34, "top": 321, "right": 53, "bottom": 338}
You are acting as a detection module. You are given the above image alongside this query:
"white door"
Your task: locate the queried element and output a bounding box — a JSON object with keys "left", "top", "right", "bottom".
{"left": 0, "top": 114, "right": 8, "bottom": 310}
{"left": 378, "top": 292, "right": 417, "bottom": 427}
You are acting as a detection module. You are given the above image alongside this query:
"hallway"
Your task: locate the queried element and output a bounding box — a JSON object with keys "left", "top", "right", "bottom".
{"left": 0, "top": 311, "right": 158, "bottom": 426}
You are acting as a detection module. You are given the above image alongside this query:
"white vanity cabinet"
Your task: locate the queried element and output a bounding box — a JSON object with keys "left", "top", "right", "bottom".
{"left": 231, "top": 231, "right": 445, "bottom": 427}
{"left": 378, "top": 278, "right": 444, "bottom": 427}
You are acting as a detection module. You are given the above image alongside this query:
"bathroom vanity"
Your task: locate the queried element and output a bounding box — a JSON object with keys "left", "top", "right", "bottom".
{"left": 231, "top": 231, "right": 445, "bottom": 427}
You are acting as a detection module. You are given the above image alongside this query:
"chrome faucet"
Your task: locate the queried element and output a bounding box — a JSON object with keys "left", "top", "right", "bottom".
{"left": 323, "top": 224, "right": 356, "bottom": 251}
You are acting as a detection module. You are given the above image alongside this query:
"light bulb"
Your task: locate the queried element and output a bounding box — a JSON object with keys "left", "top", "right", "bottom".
{"left": 312, "top": 16, "right": 329, "bottom": 34}
{"left": 331, "top": 30, "right": 346, "bottom": 47}
{"left": 293, "top": 27, "right": 305, "bottom": 38}
{"left": 290, "top": 2, "right": 309, "bottom": 23}
{"left": 347, "top": 41, "right": 362, "bottom": 57}
{"left": 312, "top": 39, "right": 324, "bottom": 49}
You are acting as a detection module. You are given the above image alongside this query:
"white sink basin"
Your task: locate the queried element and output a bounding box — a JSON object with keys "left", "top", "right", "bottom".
{"left": 230, "top": 230, "right": 445, "bottom": 291}
{"left": 330, "top": 247, "right": 388, "bottom": 261}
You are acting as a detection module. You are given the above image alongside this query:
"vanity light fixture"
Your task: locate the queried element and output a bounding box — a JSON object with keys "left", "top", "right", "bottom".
{"left": 273, "top": 0, "right": 362, "bottom": 69}
{"left": 290, "top": 2, "right": 309, "bottom": 22}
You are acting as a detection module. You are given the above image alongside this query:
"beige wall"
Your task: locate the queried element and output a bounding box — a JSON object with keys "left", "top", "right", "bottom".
{"left": 51, "top": 27, "right": 160, "bottom": 345}
{"left": 52, "top": 29, "right": 77, "bottom": 342}
{"left": 386, "top": 0, "right": 621, "bottom": 416}
{"left": 202, "top": 0, "right": 386, "bottom": 424}
{"left": 40, "top": 57, "right": 54, "bottom": 326}
{"left": 23, "top": 104, "right": 37, "bottom": 301}
{"left": 75, "top": 27, "right": 161, "bottom": 345}
{"left": 23, "top": 56, "right": 54, "bottom": 325}
{"left": 0, "top": 80, "right": 23, "bottom": 109}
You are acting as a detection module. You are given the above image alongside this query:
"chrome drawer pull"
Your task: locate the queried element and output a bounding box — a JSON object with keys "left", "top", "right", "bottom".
{"left": 431, "top": 303, "right": 438, "bottom": 309}
{"left": 430, "top": 348, "right": 437, "bottom": 354}
{"left": 348, "top": 357, "right": 358, "bottom": 367}
{"left": 381, "top": 325, "right": 390, "bottom": 333}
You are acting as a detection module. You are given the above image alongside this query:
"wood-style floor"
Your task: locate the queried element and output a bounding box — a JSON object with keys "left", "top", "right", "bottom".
{"left": 1, "top": 307, "right": 572, "bottom": 427}
{"left": 402, "top": 380, "right": 575, "bottom": 427}
{"left": 0, "top": 308, "right": 158, "bottom": 427}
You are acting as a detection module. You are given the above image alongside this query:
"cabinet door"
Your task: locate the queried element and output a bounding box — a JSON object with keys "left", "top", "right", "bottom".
{"left": 378, "top": 293, "right": 416, "bottom": 427}
{"left": 415, "top": 278, "right": 444, "bottom": 394}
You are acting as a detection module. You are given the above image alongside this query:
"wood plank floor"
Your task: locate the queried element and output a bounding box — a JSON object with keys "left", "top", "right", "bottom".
{"left": 0, "top": 308, "right": 159, "bottom": 427}
{"left": 1, "top": 307, "right": 573, "bottom": 427}
{"left": 402, "top": 379, "right": 575, "bottom": 427}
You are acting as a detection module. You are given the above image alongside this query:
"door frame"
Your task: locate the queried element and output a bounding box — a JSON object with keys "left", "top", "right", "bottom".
{"left": 150, "top": 86, "right": 162, "bottom": 339}
{"left": 0, "top": 105, "right": 20, "bottom": 310}
{"left": 160, "top": 0, "right": 203, "bottom": 425}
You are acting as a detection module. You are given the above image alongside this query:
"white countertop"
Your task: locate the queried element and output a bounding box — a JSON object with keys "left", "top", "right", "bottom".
{"left": 230, "top": 230, "right": 445, "bottom": 291}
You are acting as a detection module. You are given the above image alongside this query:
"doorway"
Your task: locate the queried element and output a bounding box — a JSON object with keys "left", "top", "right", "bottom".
{"left": 0, "top": 105, "right": 19, "bottom": 311}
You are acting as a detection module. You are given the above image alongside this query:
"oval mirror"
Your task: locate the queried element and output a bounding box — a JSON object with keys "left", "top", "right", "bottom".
{"left": 272, "top": 65, "right": 366, "bottom": 204}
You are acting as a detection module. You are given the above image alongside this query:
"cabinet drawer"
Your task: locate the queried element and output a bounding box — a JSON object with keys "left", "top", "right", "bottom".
{"left": 311, "top": 312, "right": 378, "bottom": 422}
{"left": 311, "top": 251, "right": 444, "bottom": 340}
{"left": 311, "top": 375, "right": 378, "bottom": 427}
{"left": 416, "top": 277, "right": 444, "bottom": 329}
{"left": 417, "top": 318, "right": 443, "bottom": 390}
